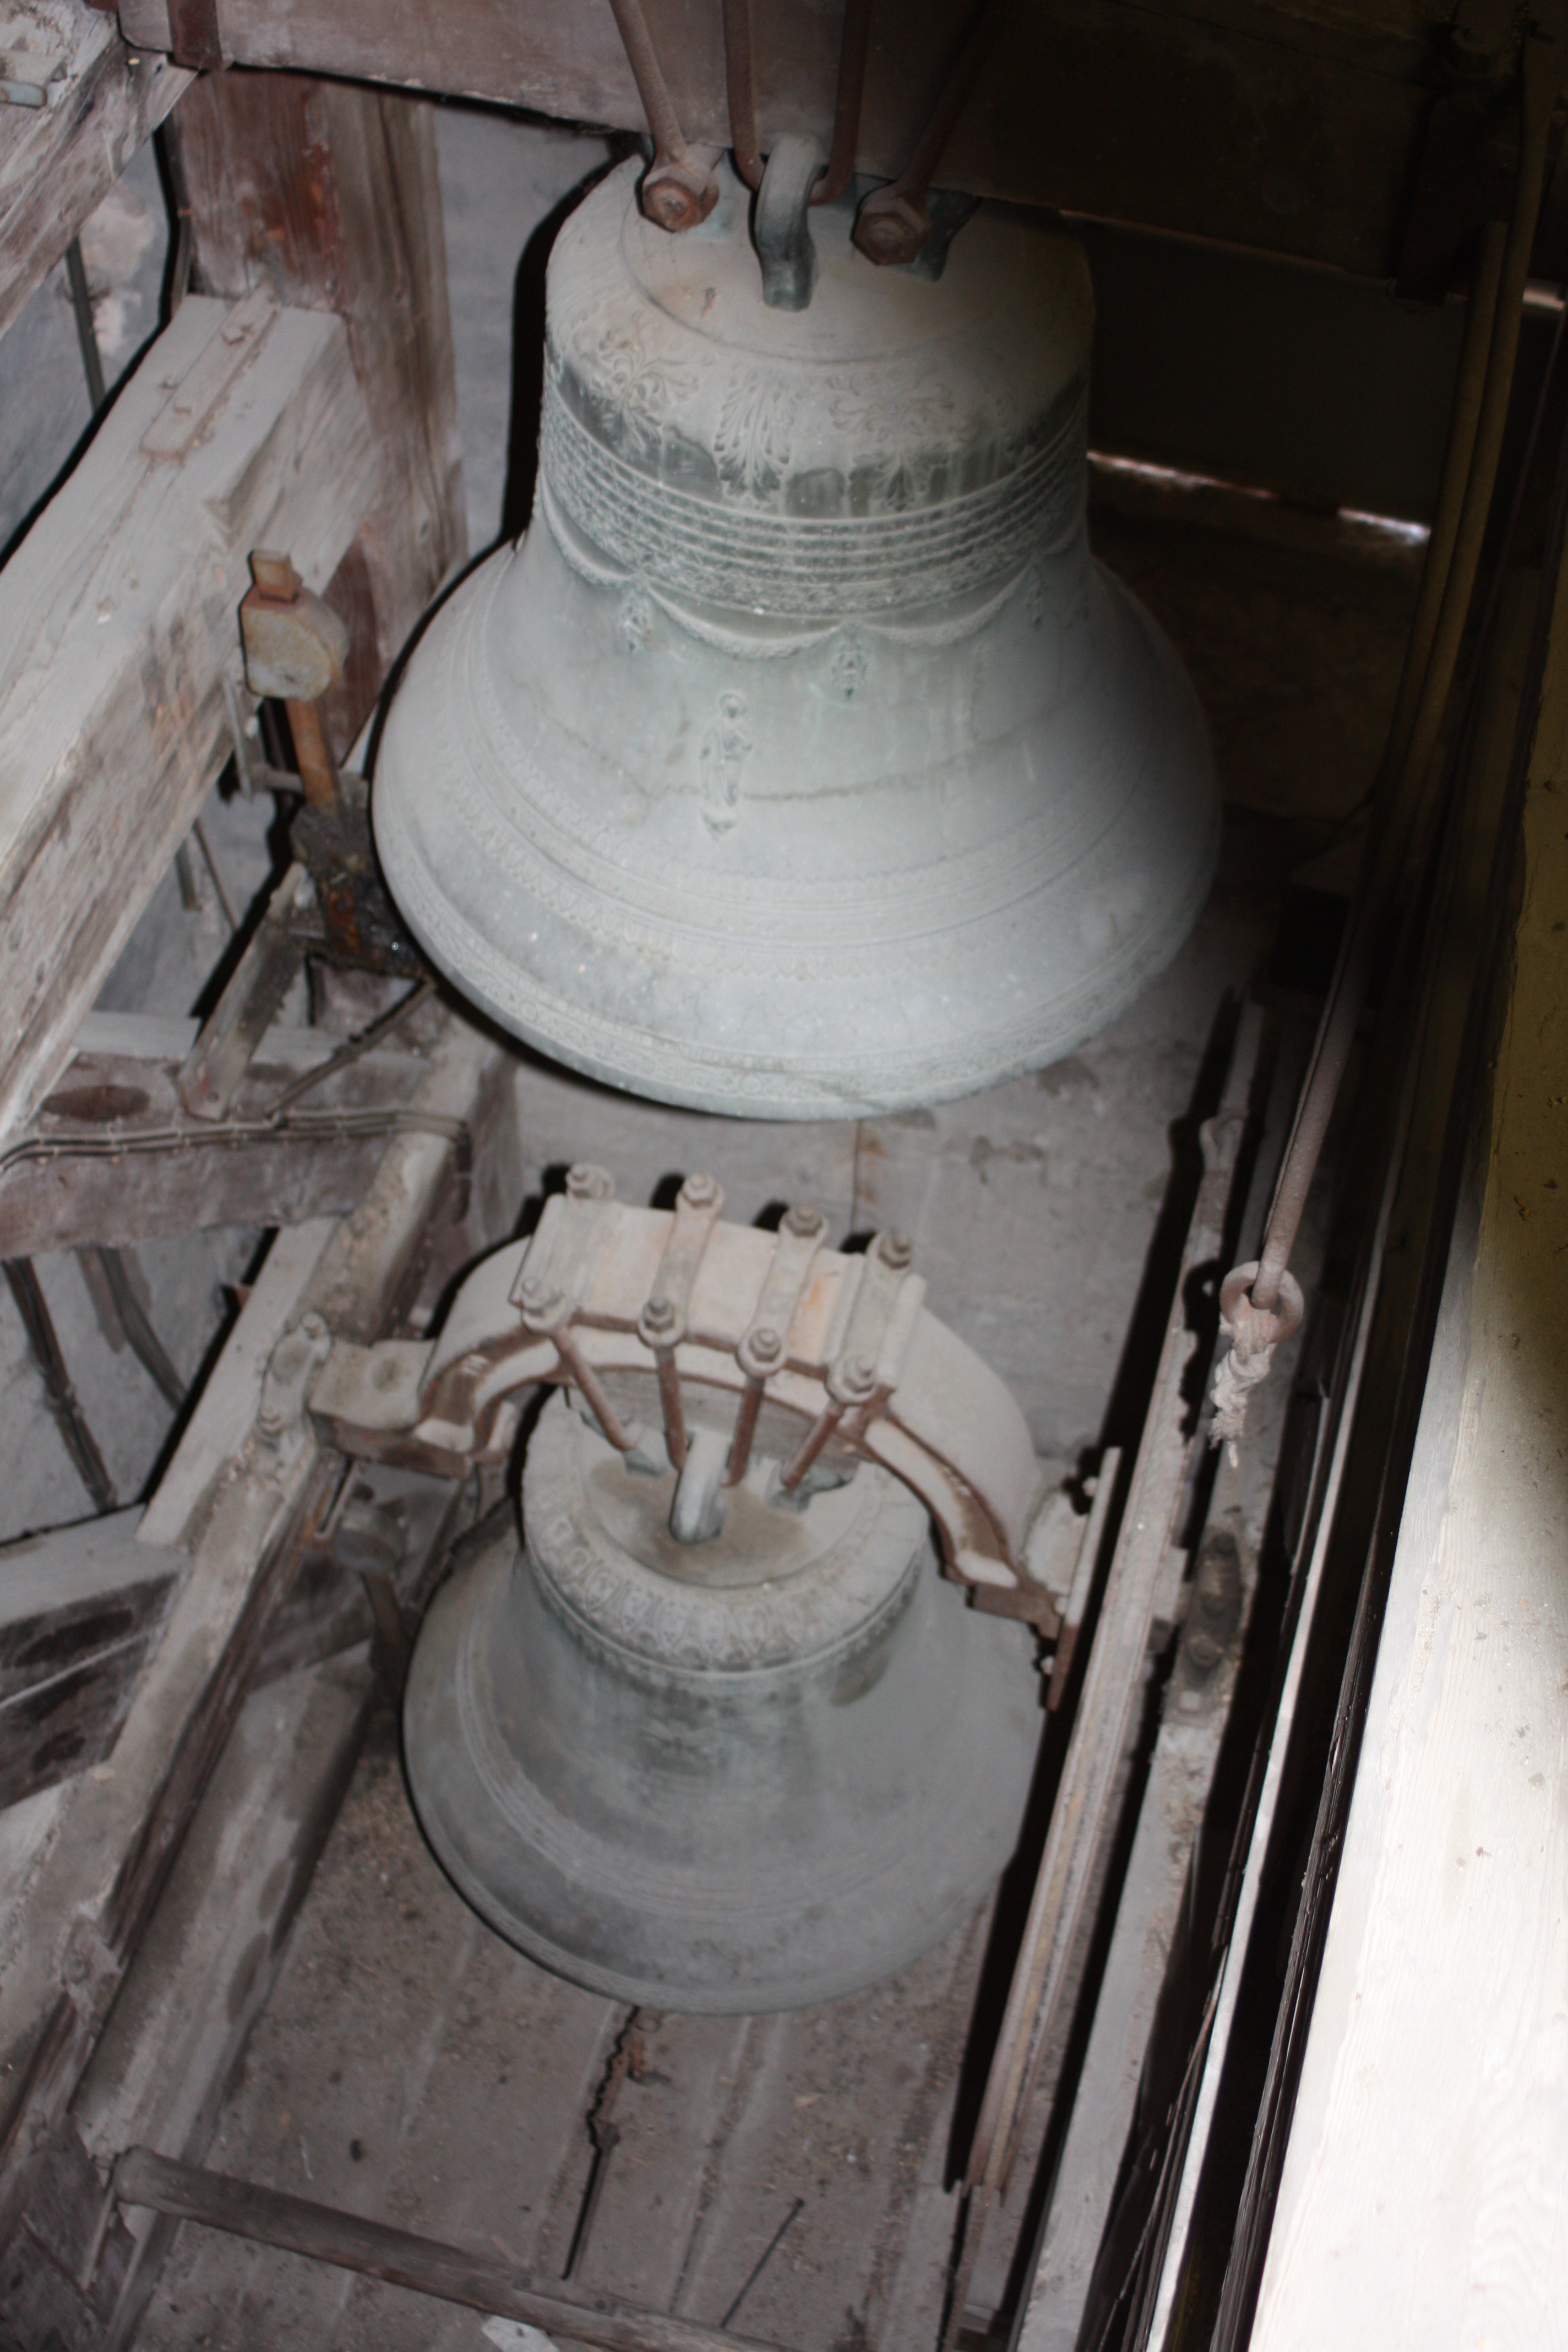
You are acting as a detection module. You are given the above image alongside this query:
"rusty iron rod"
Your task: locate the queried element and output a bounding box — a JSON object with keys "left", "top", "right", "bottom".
{"left": 777, "top": 1396, "right": 845, "bottom": 1490}
{"left": 605, "top": 0, "right": 690, "bottom": 165}
{"left": 725, "top": 0, "right": 871, "bottom": 201}
{"left": 814, "top": 0, "right": 873, "bottom": 203}
{"left": 110, "top": 2146, "right": 791, "bottom": 2352}
{"left": 722, "top": 0, "right": 764, "bottom": 189}
{"left": 4, "top": 1258, "right": 116, "bottom": 1510}
{"left": 885, "top": 0, "right": 1003, "bottom": 217}
{"left": 723, "top": 1376, "right": 765, "bottom": 1487}
{"left": 654, "top": 1345, "right": 690, "bottom": 1470}
{"left": 1245, "top": 27, "right": 1564, "bottom": 1324}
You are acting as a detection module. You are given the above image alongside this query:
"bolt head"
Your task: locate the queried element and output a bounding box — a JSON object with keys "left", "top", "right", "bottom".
{"left": 248, "top": 547, "right": 300, "bottom": 601}
{"left": 852, "top": 191, "right": 929, "bottom": 268}
{"left": 750, "top": 1325, "right": 782, "bottom": 1363}
{"left": 682, "top": 1172, "right": 720, "bottom": 1210}
{"left": 878, "top": 1230, "right": 913, "bottom": 1270}
{"left": 642, "top": 158, "right": 720, "bottom": 233}
{"left": 783, "top": 1203, "right": 826, "bottom": 1239}
{"left": 520, "top": 1278, "right": 563, "bottom": 1317}
{"left": 643, "top": 1294, "right": 677, "bottom": 1336}
{"left": 843, "top": 1352, "right": 878, "bottom": 1398}
{"left": 566, "top": 1164, "right": 614, "bottom": 1202}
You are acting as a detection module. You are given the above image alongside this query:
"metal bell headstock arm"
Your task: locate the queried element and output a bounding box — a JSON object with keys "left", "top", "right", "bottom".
{"left": 308, "top": 1166, "right": 1064, "bottom": 1625}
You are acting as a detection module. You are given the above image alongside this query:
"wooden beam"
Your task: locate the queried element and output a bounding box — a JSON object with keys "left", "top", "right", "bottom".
{"left": 119, "top": 0, "right": 1443, "bottom": 281}
{"left": 0, "top": 288, "right": 380, "bottom": 1142}
{"left": 1246, "top": 550, "right": 1568, "bottom": 2347}
{"left": 0, "top": 1009, "right": 507, "bottom": 2240}
{"left": 0, "top": 1011, "right": 441, "bottom": 1256}
{"left": 0, "top": 5, "right": 190, "bottom": 345}
{"left": 160, "top": 71, "right": 466, "bottom": 742}
{"left": 73, "top": 1647, "right": 375, "bottom": 2345}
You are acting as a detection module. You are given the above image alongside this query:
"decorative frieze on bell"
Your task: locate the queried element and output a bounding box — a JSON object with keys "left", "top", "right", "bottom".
{"left": 373, "top": 157, "right": 1218, "bottom": 1117}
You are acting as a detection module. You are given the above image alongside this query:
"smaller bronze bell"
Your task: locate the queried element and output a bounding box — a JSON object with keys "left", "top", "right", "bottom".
{"left": 404, "top": 1395, "right": 1039, "bottom": 2012}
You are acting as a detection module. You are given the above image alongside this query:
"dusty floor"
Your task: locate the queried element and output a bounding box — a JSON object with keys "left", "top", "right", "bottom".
{"left": 138, "top": 1704, "right": 997, "bottom": 2351}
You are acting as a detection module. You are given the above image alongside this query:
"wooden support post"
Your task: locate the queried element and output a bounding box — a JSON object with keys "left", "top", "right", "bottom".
{"left": 159, "top": 72, "right": 467, "bottom": 754}
{"left": 0, "top": 1010, "right": 508, "bottom": 2250}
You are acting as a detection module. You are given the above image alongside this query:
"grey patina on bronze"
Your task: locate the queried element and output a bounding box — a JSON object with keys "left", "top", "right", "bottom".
{"left": 374, "top": 158, "right": 1219, "bottom": 1116}
{"left": 403, "top": 1396, "right": 1041, "bottom": 2011}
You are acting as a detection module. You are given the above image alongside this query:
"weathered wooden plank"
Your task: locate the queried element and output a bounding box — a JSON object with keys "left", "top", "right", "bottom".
{"left": 72, "top": 1647, "right": 376, "bottom": 2346}
{"left": 1246, "top": 548, "right": 1568, "bottom": 2345}
{"left": 121, "top": 0, "right": 1440, "bottom": 280}
{"left": 161, "top": 70, "right": 466, "bottom": 741}
{"left": 0, "top": 290, "right": 381, "bottom": 1141}
{"left": 0, "top": 1510, "right": 184, "bottom": 1812}
{"left": 0, "top": 1010, "right": 504, "bottom": 2242}
{"left": 0, "top": 1011, "right": 439, "bottom": 1256}
{"left": 0, "top": 0, "right": 191, "bottom": 345}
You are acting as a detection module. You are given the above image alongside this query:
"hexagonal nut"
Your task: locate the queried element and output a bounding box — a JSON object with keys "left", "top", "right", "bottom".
{"left": 840, "top": 1351, "right": 879, "bottom": 1401}
{"left": 566, "top": 1164, "right": 616, "bottom": 1203}
{"left": 749, "top": 1325, "right": 783, "bottom": 1365}
{"left": 641, "top": 1293, "right": 679, "bottom": 1340}
{"left": 875, "top": 1229, "right": 913, "bottom": 1271}
{"left": 783, "top": 1203, "right": 826, "bottom": 1240}
{"left": 641, "top": 156, "right": 720, "bottom": 233}
{"left": 519, "top": 1277, "right": 564, "bottom": 1319}
{"left": 852, "top": 189, "right": 930, "bottom": 268}
{"left": 680, "top": 1172, "right": 722, "bottom": 1211}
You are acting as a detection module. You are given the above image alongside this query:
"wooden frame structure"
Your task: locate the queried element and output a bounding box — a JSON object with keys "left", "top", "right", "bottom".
{"left": 2, "top": 4, "right": 1567, "bottom": 2348}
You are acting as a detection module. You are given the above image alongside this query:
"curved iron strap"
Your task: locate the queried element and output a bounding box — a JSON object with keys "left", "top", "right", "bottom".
{"left": 723, "top": 0, "right": 873, "bottom": 203}
{"left": 308, "top": 1179, "right": 1057, "bottom": 1614}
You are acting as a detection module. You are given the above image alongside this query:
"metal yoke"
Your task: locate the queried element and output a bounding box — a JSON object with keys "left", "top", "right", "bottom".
{"left": 308, "top": 1168, "right": 1059, "bottom": 1622}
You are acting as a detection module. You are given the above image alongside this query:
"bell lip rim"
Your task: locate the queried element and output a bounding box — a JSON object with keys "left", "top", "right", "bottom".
{"left": 402, "top": 1534, "right": 1039, "bottom": 2014}
{"left": 374, "top": 798, "right": 1222, "bottom": 1121}
{"left": 369, "top": 537, "right": 1223, "bottom": 1122}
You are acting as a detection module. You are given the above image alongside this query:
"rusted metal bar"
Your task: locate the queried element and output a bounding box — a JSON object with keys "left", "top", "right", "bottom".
{"left": 853, "top": 0, "right": 1003, "bottom": 265}
{"left": 4, "top": 1257, "right": 116, "bottom": 1510}
{"left": 776, "top": 1395, "right": 847, "bottom": 1492}
{"left": 605, "top": 0, "right": 719, "bottom": 231}
{"left": 722, "top": 0, "right": 763, "bottom": 189}
{"left": 724, "top": 0, "right": 870, "bottom": 203}
{"left": 94, "top": 1246, "right": 186, "bottom": 1409}
{"left": 1214, "top": 25, "right": 1568, "bottom": 1429}
{"left": 814, "top": 0, "right": 872, "bottom": 204}
{"left": 723, "top": 1374, "right": 766, "bottom": 1487}
{"left": 108, "top": 2146, "right": 792, "bottom": 2352}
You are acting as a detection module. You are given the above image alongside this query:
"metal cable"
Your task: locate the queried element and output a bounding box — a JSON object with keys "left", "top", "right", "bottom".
{"left": 1218, "top": 24, "right": 1568, "bottom": 1405}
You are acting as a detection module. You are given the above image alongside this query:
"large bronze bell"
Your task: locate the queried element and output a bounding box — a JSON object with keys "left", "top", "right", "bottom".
{"left": 373, "top": 157, "right": 1218, "bottom": 1118}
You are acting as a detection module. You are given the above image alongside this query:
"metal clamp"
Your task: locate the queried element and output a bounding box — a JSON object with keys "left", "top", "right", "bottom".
{"left": 258, "top": 1311, "right": 332, "bottom": 1453}
{"left": 313, "top": 1184, "right": 1049, "bottom": 1598}
{"left": 638, "top": 1172, "right": 725, "bottom": 1469}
